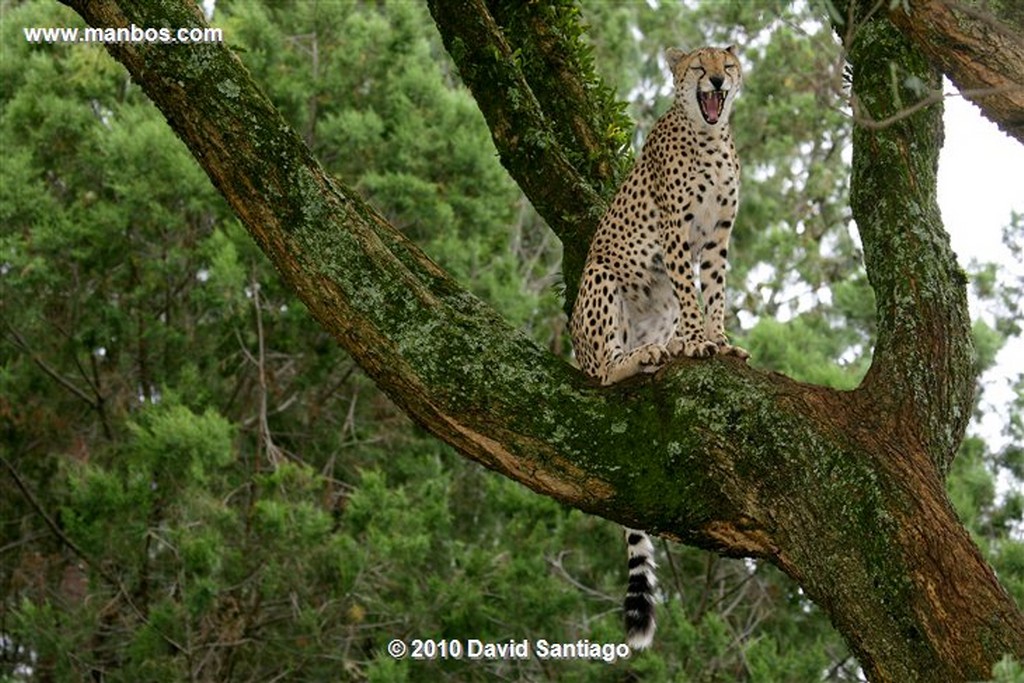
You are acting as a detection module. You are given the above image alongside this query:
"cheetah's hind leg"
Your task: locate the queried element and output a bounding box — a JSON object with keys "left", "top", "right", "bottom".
{"left": 602, "top": 343, "right": 672, "bottom": 385}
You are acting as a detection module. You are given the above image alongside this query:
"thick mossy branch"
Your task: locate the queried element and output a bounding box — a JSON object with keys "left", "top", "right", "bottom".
{"left": 889, "top": 0, "right": 1024, "bottom": 145}
{"left": 427, "top": 0, "right": 631, "bottom": 305}
{"left": 485, "top": 0, "right": 633, "bottom": 195}
{"left": 840, "top": 6, "right": 975, "bottom": 474}
{"left": 426, "top": 2, "right": 600, "bottom": 245}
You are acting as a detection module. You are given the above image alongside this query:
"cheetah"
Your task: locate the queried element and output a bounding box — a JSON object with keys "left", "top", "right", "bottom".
{"left": 568, "top": 46, "right": 748, "bottom": 650}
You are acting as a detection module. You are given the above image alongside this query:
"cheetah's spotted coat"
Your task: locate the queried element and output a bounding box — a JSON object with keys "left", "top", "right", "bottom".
{"left": 569, "top": 46, "right": 748, "bottom": 650}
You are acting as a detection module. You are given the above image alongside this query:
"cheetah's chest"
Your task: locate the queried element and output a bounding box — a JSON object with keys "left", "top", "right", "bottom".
{"left": 658, "top": 135, "right": 737, "bottom": 236}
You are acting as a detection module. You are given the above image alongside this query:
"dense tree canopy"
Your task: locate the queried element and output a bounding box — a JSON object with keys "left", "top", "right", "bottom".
{"left": 2, "top": 1, "right": 1023, "bottom": 681}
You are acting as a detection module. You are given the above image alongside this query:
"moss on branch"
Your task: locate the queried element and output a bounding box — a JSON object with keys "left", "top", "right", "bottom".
{"left": 427, "top": 0, "right": 632, "bottom": 306}
{"left": 841, "top": 4, "right": 975, "bottom": 473}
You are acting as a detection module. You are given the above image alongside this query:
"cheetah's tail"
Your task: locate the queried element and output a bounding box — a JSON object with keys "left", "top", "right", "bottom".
{"left": 624, "top": 527, "right": 657, "bottom": 650}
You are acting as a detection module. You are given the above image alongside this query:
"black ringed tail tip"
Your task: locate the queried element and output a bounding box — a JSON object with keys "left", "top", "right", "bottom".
{"left": 624, "top": 527, "right": 657, "bottom": 649}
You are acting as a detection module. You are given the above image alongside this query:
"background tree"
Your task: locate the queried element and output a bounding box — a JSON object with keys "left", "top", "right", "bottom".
{"left": 1, "top": 0, "right": 1022, "bottom": 681}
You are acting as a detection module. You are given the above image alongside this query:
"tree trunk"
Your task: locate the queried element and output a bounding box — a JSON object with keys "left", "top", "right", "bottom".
{"left": 62, "top": 0, "right": 1024, "bottom": 680}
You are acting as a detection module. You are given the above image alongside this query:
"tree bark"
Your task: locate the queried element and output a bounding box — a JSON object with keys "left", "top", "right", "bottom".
{"left": 61, "top": 0, "right": 1024, "bottom": 680}
{"left": 887, "top": 0, "right": 1024, "bottom": 146}
{"left": 836, "top": 2, "right": 976, "bottom": 477}
{"left": 426, "top": 0, "right": 634, "bottom": 307}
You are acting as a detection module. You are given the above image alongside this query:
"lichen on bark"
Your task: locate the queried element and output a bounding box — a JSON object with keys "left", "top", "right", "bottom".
{"left": 843, "top": 3, "right": 975, "bottom": 475}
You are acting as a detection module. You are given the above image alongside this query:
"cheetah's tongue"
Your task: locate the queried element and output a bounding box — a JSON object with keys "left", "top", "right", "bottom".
{"left": 698, "top": 90, "right": 725, "bottom": 124}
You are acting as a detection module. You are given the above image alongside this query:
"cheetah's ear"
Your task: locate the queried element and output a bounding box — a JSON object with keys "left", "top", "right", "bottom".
{"left": 665, "top": 47, "right": 688, "bottom": 70}
{"left": 726, "top": 44, "right": 738, "bottom": 56}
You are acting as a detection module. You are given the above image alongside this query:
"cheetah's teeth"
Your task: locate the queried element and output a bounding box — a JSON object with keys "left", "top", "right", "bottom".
{"left": 698, "top": 90, "right": 727, "bottom": 124}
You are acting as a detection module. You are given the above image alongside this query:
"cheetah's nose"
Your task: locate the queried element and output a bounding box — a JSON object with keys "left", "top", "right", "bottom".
{"left": 710, "top": 76, "right": 724, "bottom": 90}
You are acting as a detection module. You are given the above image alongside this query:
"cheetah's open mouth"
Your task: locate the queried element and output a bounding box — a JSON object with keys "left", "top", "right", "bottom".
{"left": 698, "top": 90, "right": 726, "bottom": 124}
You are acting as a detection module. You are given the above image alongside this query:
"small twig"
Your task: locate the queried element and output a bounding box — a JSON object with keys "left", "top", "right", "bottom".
{"left": 826, "top": 654, "right": 855, "bottom": 680}
{"left": 847, "top": 83, "right": 1023, "bottom": 130}
{"left": 342, "top": 386, "right": 359, "bottom": 441}
{"left": 660, "top": 538, "right": 687, "bottom": 608}
{"left": 3, "top": 323, "right": 97, "bottom": 408}
{"left": 546, "top": 550, "right": 618, "bottom": 603}
{"left": 693, "top": 551, "right": 718, "bottom": 623}
{"left": 850, "top": 89, "right": 943, "bottom": 129}
{"left": 249, "top": 273, "right": 284, "bottom": 467}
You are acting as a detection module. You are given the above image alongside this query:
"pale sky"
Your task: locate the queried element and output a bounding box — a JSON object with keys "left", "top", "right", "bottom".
{"left": 938, "top": 84, "right": 1024, "bottom": 451}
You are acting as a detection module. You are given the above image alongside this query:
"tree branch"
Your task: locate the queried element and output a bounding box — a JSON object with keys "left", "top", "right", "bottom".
{"left": 888, "top": 0, "right": 1024, "bottom": 146}
{"left": 4, "top": 324, "right": 97, "bottom": 409}
{"left": 427, "top": 0, "right": 631, "bottom": 304}
{"left": 483, "top": 0, "right": 631, "bottom": 194}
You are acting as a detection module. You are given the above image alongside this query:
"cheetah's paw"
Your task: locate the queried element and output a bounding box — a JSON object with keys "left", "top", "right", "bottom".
{"left": 718, "top": 342, "right": 750, "bottom": 360}
{"left": 635, "top": 343, "right": 672, "bottom": 371}
{"left": 603, "top": 344, "right": 671, "bottom": 384}
{"left": 672, "top": 336, "right": 718, "bottom": 358}
{"left": 708, "top": 333, "right": 750, "bottom": 360}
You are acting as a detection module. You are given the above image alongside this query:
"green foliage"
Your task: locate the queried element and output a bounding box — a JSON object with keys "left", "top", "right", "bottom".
{"left": 743, "top": 315, "right": 867, "bottom": 389}
{"left": 987, "top": 655, "right": 1024, "bottom": 683}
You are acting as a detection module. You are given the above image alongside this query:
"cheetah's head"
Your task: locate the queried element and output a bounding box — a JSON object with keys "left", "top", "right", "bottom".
{"left": 666, "top": 45, "right": 742, "bottom": 127}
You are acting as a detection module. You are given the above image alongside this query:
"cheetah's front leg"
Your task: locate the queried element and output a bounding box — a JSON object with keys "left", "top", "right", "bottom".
{"left": 699, "top": 231, "right": 749, "bottom": 359}
{"left": 662, "top": 219, "right": 718, "bottom": 358}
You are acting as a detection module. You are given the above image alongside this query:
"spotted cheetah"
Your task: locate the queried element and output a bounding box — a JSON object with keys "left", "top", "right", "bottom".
{"left": 569, "top": 46, "right": 748, "bottom": 650}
